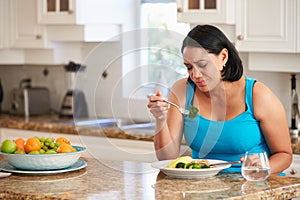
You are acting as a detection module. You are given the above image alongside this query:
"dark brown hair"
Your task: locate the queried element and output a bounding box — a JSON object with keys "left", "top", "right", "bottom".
{"left": 182, "top": 25, "right": 243, "bottom": 82}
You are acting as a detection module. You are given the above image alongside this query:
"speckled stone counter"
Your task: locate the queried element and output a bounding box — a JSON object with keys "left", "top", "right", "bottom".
{"left": 0, "top": 114, "right": 154, "bottom": 142}
{"left": 0, "top": 156, "right": 300, "bottom": 200}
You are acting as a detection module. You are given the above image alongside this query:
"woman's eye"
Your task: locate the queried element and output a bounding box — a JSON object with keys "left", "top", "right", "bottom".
{"left": 196, "top": 63, "right": 207, "bottom": 68}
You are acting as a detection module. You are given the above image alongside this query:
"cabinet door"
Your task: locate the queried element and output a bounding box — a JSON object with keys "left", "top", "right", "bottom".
{"left": 0, "top": 0, "right": 10, "bottom": 48}
{"left": 235, "top": 0, "right": 296, "bottom": 53}
{"left": 37, "top": 0, "right": 76, "bottom": 24}
{"left": 176, "top": 0, "right": 235, "bottom": 24}
{"left": 297, "top": 0, "right": 300, "bottom": 52}
{"left": 10, "top": 0, "right": 46, "bottom": 48}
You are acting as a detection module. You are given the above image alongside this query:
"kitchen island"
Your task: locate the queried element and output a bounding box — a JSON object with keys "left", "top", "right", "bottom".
{"left": 1, "top": 114, "right": 300, "bottom": 199}
{"left": 0, "top": 155, "right": 300, "bottom": 200}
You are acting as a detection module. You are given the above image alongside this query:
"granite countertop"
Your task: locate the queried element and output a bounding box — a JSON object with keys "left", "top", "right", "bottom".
{"left": 1, "top": 114, "right": 300, "bottom": 154}
{"left": 0, "top": 155, "right": 300, "bottom": 200}
{"left": 0, "top": 114, "right": 154, "bottom": 142}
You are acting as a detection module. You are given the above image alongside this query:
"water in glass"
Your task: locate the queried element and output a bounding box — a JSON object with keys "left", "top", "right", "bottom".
{"left": 241, "top": 151, "right": 270, "bottom": 181}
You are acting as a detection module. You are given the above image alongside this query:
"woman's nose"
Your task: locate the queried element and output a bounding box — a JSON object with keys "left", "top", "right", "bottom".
{"left": 191, "top": 67, "right": 203, "bottom": 78}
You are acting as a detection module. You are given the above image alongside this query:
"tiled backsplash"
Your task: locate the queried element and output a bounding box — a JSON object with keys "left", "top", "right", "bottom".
{"left": 0, "top": 65, "right": 67, "bottom": 114}
{"left": 0, "top": 59, "right": 299, "bottom": 127}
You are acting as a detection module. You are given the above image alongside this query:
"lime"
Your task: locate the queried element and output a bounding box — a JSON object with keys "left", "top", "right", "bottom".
{"left": 1, "top": 140, "right": 17, "bottom": 153}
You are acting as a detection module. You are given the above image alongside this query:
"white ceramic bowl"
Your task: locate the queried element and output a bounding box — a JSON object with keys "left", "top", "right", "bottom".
{"left": 0, "top": 146, "right": 86, "bottom": 170}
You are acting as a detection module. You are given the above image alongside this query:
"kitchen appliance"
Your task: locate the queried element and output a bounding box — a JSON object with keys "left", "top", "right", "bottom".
{"left": 59, "top": 61, "right": 88, "bottom": 118}
{"left": 10, "top": 79, "right": 50, "bottom": 116}
{"left": 290, "top": 74, "right": 300, "bottom": 152}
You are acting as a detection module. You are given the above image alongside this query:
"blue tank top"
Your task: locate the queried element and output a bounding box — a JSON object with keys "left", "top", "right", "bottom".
{"left": 183, "top": 77, "right": 271, "bottom": 172}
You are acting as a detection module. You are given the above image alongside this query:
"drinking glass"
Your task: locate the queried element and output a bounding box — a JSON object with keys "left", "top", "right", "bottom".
{"left": 241, "top": 151, "right": 270, "bottom": 181}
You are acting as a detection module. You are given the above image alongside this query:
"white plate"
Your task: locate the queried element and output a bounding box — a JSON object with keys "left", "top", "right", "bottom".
{"left": 151, "top": 159, "right": 231, "bottom": 179}
{"left": 0, "top": 159, "right": 87, "bottom": 175}
{"left": 0, "top": 172, "right": 11, "bottom": 178}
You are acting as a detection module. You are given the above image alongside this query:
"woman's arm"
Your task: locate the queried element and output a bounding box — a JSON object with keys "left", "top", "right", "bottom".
{"left": 147, "top": 79, "right": 187, "bottom": 160}
{"left": 253, "top": 82, "right": 293, "bottom": 174}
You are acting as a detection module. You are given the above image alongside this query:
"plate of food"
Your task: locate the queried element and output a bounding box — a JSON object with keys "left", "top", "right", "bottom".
{"left": 151, "top": 156, "right": 231, "bottom": 179}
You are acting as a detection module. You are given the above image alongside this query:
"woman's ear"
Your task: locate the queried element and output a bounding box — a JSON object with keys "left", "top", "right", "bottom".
{"left": 220, "top": 48, "right": 228, "bottom": 65}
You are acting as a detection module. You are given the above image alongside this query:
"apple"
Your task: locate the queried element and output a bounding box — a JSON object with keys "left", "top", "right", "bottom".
{"left": 1, "top": 140, "right": 17, "bottom": 153}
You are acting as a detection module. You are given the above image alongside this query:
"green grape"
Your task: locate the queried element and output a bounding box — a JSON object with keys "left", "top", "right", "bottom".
{"left": 45, "top": 138, "right": 52, "bottom": 143}
{"left": 40, "top": 142, "right": 44, "bottom": 148}
{"left": 55, "top": 142, "right": 60, "bottom": 147}
{"left": 44, "top": 142, "right": 50, "bottom": 147}
{"left": 49, "top": 142, "right": 55, "bottom": 148}
{"left": 53, "top": 146, "right": 58, "bottom": 151}
{"left": 40, "top": 137, "right": 45, "bottom": 143}
{"left": 43, "top": 146, "right": 48, "bottom": 151}
{"left": 39, "top": 149, "right": 45, "bottom": 154}
{"left": 45, "top": 149, "right": 57, "bottom": 154}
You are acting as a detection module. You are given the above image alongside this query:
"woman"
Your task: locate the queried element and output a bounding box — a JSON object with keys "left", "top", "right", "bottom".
{"left": 147, "top": 25, "right": 292, "bottom": 174}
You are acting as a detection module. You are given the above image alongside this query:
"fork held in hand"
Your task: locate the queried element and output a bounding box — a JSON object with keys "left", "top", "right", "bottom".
{"left": 148, "top": 93, "right": 198, "bottom": 118}
{"left": 162, "top": 98, "right": 190, "bottom": 115}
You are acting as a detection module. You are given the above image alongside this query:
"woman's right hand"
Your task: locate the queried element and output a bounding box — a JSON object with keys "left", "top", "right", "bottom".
{"left": 147, "top": 91, "right": 170, "bottom": 121}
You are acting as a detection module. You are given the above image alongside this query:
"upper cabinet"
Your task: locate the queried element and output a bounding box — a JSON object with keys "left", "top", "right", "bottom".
{"left": 176, "top": 0, "right": 235, "bottom": 24}
{"left": 37, "top": 0, "right": 76, "bottom": 24}
{"left": 37, "top": 0, "right": 127, "bottom": 25}
{"left": 10, "top": 0, "right": 47, "bottom": 49}
{"left": 298, "top": 0, "right": 300, "bottom": 52}
{"left": 235, "top": 0, "right": 300, "bottom": 72}
{"left": 36, "top": 0, "right": 124, "bottom": 42}
{"left": 235, "top": 0, "right": 296, "bottom": 53}
{"left": 0, "top": 0, "right": 137, "bottom": 64}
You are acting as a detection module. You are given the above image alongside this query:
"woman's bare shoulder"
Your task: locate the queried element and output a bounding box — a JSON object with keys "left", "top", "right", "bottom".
{"left": 252, "top": 81, "right": 284, "bottom": 119}
{"left": 253, "top": 81, "right": 276, "bottom": 101}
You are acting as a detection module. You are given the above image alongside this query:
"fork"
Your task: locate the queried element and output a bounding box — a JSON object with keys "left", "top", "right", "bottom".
{"left": 162, "top": 98, "right": 190, "bottom": 115}
{"left": 147, "top": 93, "right": 190, "bottom": 115}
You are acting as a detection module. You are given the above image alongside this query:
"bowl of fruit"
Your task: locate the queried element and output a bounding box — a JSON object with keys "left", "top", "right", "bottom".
{"left": 0, "top": 136, "right": 86, "bottom": 170}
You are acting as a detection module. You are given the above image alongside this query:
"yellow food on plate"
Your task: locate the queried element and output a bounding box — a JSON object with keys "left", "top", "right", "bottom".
{"left": 167, "top": 156, "right": 193, "bottom": 168}
{"left": 167, "top": 156, "right": 213, "bottom": 169}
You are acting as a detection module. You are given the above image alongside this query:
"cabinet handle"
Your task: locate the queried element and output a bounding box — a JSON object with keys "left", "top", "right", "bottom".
{"left": 290, "top": 168, "right": 297, "bottom": 175}
{"left": 36, "top": 35, "right": 42, "bottom": 40}
{"left": 68, "top": 10, "right": 74, "bottom": 14}
{"left": 177, "top": 8, "right": 183, "bottom": 13}
{"left": 237, "top": 35, "right": 244, "bottom": 40}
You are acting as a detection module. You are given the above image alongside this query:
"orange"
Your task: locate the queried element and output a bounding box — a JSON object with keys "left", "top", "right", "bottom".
{"left": 55, "top": 137, "right": 71, "bottom": 145}
{"left": 14, "top": 138, "right": 25, "bottom": 151}
{"left": 24, "top": 137, "right": 42, "bottom": 153}
{"left": 57, "top": 143, "right": 76, "bottom": 153}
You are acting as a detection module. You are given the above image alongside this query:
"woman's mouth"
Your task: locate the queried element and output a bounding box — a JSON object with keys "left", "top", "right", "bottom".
{"left": 195, "top": 80, "right": 207, "bottom": 87}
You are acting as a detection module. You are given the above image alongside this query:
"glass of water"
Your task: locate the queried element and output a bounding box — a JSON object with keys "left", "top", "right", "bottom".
{"left": 241, "top": 151, "right": 271, "bottom": 181}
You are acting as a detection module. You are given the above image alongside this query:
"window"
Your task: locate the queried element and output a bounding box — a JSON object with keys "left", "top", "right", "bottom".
{"left": 136, "top": 0, "right": 190, "bottom": 98}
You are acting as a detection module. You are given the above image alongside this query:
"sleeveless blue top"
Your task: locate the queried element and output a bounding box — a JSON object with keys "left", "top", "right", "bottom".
{"left": 183, "top": 77, "right": 271, "bottom": 172}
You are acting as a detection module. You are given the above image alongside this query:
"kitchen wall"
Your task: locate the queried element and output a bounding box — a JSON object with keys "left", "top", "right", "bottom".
{"left": 0, "top": 51, "right": 299, "bottom": 127}
{"left": 0, "top": 65, "right": 66, "bottom": 114}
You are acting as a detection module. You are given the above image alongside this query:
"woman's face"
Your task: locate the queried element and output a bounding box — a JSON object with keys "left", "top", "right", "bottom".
{"left": 182, "top": 46, "right": 226, "bottom": 92}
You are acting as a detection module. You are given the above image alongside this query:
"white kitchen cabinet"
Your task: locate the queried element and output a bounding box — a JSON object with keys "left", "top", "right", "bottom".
{"left": 37, "top": 0, "right": 76, "bottom": 24}
{"left": 176, "top": 0, "right": 235, "bottom": 24}
{"left": 37, "top": 0, "right": 127, "bottom": 25}
{"left": 37, "top": 0, "right": 131, "bottom": 42}
{"left": 236, "top": 0, "right": 300, "bottom": 73}
{"left": 10, "top": 0, "right": 47, "bottom": 49}
{"left": 235, "top": 0, "right": 296, "bottom": 53}
{"left": 298, "top": 0, "right": 300, "bottom": 52}
{"left": 284, "top": 154, "right": 300, "bottom": 178}
{"left": 0, "top": 0, "right": 10, "bottom": 49}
